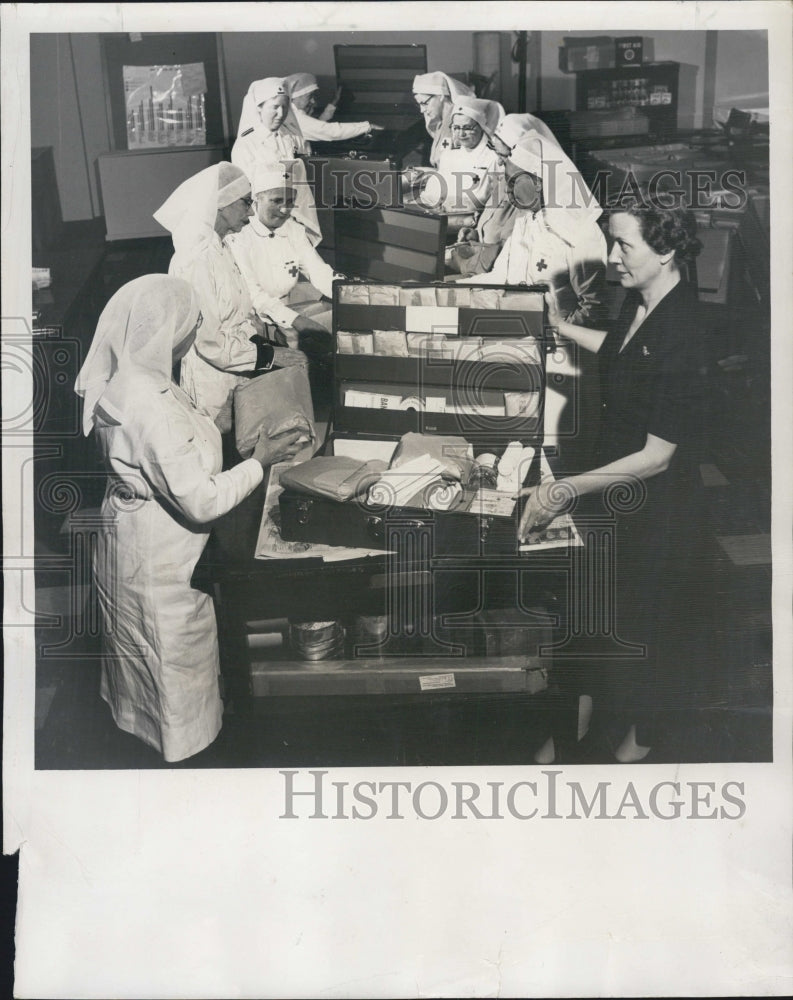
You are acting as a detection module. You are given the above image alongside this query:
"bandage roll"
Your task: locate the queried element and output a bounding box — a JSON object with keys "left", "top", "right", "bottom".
{"left": 399, "top": 396, "right": 425, "bottom": 412}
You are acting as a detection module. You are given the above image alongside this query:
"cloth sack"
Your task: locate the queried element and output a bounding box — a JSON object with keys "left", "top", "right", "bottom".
{"left": 279, "top": 456, "right": 388, "bottom": 502}
{"left": 233, "top": 366, "right": 316, "bottom": 460}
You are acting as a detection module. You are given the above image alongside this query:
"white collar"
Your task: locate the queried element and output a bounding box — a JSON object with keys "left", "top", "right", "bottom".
{"left": 249, "top": 216, "right": 292, "bottom": 239}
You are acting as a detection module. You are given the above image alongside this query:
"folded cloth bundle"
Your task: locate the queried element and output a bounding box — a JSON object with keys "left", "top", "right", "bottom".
{"left": 389, "top": 432, "right": 475, "bottom": 484}
{"left": 373, "top": 329, "right": 410, "bottom": 357}
{"left": 233, "top": 366, "right": 316, "bottom": 461}
{"left": 279, "top": 455, "right": 388, "bottom": 502}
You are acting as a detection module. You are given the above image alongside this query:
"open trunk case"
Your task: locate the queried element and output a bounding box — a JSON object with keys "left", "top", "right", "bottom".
{"left": 279, "top": 280, "right": 554, "bottom": 556}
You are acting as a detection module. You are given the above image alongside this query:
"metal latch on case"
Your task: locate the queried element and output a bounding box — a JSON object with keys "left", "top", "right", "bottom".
{"left": 366, "top": 515, "right": 384, "bottom": 542}
{"left": 295, "top": 498, "right": 313, "bottom": 525}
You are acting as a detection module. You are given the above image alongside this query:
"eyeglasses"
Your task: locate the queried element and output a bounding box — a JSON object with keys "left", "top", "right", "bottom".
{"left": 452, "top": 125, "right": 480, "bottom": 134}
{"left": 414, "top": 96, "right": 434, "bottom": 109}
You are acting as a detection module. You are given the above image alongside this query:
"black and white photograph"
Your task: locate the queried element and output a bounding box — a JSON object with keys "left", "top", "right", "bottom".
{"left": 3, "top": 3, "right": 792, "bottom": 997}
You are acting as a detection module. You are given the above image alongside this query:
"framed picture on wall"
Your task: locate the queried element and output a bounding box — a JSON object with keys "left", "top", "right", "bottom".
{"left": 100, "top": 32, "right": 229, "bottom": 150}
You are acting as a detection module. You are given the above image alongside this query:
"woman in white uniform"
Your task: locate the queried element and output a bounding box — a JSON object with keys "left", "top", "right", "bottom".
{"left": 154, "top": 161, "right": 305, "bottom": 425}
{"left": 228, "top": 163, "right": 341, "bottom": 350}
{"left": 410, "top": 70, "right": 474, "bottom": 168}
{"left": 75, "top": 275, "right": 308, "bottom": 762}
{"left": 231, "top": 77, "right": 321, "bottom": 245}
{"left": 284, "top": 72, "right": 383, "bottom": 150}
{"left": 419, "top": 95, "right": 503, "bottom": 228}
{"left": 447, "top": 113, "right": 565, "bottom": 275}
{"left": 459, "top": 131, "right": 607, "bottom": 467}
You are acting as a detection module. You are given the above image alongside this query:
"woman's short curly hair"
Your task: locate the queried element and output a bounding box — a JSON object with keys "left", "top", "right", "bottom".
{"left": 607, "top": 197, "right": 703, "bottom": 266}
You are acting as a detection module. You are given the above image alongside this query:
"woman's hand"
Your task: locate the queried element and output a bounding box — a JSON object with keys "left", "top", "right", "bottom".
{"left": 457, "top": 227, "right": 479, "bottom": 244}
{"left": 251, "top": 422, "right": 310, "bottom": 469}
{"left": 516, "top": 479, "right": 573, "bottom": 543}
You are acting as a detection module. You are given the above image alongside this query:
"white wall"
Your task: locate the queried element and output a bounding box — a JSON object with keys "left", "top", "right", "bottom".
{"left": 712, "top": 30, "right": 769, "bottom": 112}
{"left": 30, "top": 33, "right": 110, "bottom": 221}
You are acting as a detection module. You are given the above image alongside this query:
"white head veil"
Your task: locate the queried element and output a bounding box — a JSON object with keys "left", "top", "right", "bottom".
{"left": 412, "top": 71, "right": 473, "bottom": 101}
{"left": 284, "top": 72, "right": 319, "bottom": 100}
{"left": 508, "top": 132, "right": 602, "bottom": 243}
{"left": 75, "top": 275, "right": 200, "bottom": 435}
{"left": 491, "top": 112, "right": 562, "bottom": 148}
{"left": 153, "top": 162, "right": 250, "bottom": 260}
{"left": 450, "top": 95, "right": 505, "bottom": 134}
{"left": 237, "top": 77, "right": 304, "bottom": 144}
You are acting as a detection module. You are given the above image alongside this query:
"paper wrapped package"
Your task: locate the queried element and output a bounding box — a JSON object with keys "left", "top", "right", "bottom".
{"left": 338, "top": 284, "right": 370, "bottom": 305}
{"left": 468, "top": 287, "right": 503, "bottom": 310}
{"left": 406, "top": 333, "right": 448, "bottom": 358}
{"left": 399, "top": 286, "right": 438, "bottom": 306}
{"left": 337, "top": 331, "right": 374, "bottom": 355}
{"left": 389, "top": 432, "right": 475, "bottom": 484}
{"left": 373, "top": 329, "right": 410, "bottom": 357}
{"left": 478, "top": 337, "right": 542, "bottom": 366}
{"left": 233, "top": 367, "right": 316, "bottom": 461}
{"left": 368, "top": 284, "right": 401, "bottom": 306}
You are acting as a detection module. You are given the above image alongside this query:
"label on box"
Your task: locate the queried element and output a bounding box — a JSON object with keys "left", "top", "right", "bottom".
{"left": 419, "top": 673, "right": 456, "bottom": 691}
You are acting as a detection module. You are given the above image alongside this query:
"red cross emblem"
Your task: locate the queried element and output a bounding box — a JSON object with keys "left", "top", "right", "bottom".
{"left": 286, "top": 262, "right": 299, "bottom": 278}
{"left": 536, "top": 259, "right": 547, "bottom": 271}
{"left": 440, "top": 138, "right": 450, "bottom": 150}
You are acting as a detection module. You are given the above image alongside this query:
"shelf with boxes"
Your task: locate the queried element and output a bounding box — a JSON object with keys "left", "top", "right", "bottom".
{"left": 330, "top": 281, "right": 551, "bottom": 441}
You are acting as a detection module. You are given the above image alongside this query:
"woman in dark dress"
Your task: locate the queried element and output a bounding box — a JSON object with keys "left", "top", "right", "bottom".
{"left": 519, "top": 201, "right": 707, "bottom": 763}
